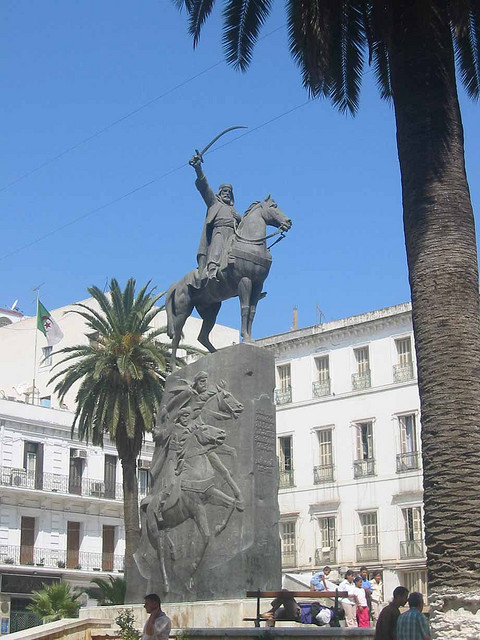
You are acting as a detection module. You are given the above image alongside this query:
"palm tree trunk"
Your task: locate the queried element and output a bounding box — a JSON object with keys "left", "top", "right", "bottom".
{"left": 388, "top": 4, "right": 480, "bottom": 637}
{"left": 121, "top": 456, "right": 141, "bottom": 590}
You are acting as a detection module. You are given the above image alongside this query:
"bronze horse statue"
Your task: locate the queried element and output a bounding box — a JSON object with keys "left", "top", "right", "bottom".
{"left": 166, "top": 196, "right": 291, "bottom": 367}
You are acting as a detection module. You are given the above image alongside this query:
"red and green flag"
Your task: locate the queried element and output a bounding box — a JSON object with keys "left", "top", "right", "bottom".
{"left": 37, "top": 301, "right": 64, "bottom": 346}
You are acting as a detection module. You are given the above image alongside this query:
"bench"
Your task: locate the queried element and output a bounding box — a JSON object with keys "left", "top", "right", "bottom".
{"left": 244, "top": 590, "right": 348, "bottom": 627}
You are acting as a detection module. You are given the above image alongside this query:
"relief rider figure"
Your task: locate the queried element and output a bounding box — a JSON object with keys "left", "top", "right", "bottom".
{"left": 190, "top": 154, "right": 242, "bottom": 282}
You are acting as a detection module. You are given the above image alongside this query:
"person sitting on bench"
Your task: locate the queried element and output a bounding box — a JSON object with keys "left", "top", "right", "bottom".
{"left": 261, "top": 589, "right": 333, "bottom": 627}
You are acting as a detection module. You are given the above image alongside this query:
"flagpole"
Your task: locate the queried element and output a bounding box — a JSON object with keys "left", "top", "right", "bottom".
{"left": 32, "top": 288, "right": 40, "bottom": 405}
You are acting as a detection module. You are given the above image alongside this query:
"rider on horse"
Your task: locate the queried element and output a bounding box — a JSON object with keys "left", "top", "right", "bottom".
{"left": 190, "top": 154, "right": 242, "bottom": 282}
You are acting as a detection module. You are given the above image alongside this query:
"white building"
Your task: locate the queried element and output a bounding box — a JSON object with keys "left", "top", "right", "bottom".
{"left": 256, "top": 302, "right": 427, "bottom": 601}
{"left": 0, "top": 298, "right": 238, "bottom": 633}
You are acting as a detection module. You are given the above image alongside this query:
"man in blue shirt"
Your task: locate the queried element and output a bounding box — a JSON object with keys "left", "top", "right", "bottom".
{"left": 397, "top": 592, "right": 431, "bottom": 640}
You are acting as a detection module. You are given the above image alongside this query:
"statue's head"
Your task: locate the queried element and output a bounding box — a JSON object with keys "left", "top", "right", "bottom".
{"left": 175, "top": 407, "right": 192, "bottom": 426}
{"left": 217, "top": 183, "right": 234, "bottom": 205}
{"left": 193, "top": 371, "right": 209, "bottom": 393}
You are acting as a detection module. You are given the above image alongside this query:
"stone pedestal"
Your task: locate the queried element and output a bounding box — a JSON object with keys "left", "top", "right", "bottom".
{"left": 129, "top": 343, "right": 281, "bottom": 602}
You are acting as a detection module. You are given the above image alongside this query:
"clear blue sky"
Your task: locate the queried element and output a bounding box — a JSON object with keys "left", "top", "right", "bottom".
{"left": 2, "top": 1, "right": 479, "bottom": 339}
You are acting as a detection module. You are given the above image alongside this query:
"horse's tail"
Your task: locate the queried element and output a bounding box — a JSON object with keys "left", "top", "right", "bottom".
{"left": 165, "top": 285, "right": 176, "bottom": 339}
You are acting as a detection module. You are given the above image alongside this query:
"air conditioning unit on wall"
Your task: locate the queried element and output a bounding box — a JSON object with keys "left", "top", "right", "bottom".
{"left": 72, "top": 449, "right": 87, "bottom": 459}
{"left": 138, "top": 459, "right": 151, "bottom": 469}
{"left": 10, "top": 468, "right": 26, "bottom": 486}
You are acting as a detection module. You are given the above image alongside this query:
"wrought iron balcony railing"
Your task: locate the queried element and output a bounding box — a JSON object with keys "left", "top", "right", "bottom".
{"left": 0, "top": 545, "right": 124, "bottom": 572}
{"left": 352, "top": 370, "right": 371, "bottom": 391}
{"left": 313, "top": 464, "right": 334, "bottom": 484}
{"left": 393, "top": 362, "right": 415, "bottom": 383}
{"left": 396, "top": 452, "right": 421, "bottom": 473}
{"left": 279, "top": 469, "right": 295, "bottom": 489}
{"left": 356, "top": 544, "right": 379, "bottom": 562}
{"left": 312, "top": 379, "right": 331, "bottom": 398}
{"left": 275, "top": 387, "right": 292, "bottom": 405}
{"left": 353, "top": 458, "right": 375, "bottom": 478}
{"left": 315, "top": 547, "right": 336, "bottom": 565}
{"left": 400, "top": 539, "right": 424, "bottom": 559}
{"left": 281, "top": 550, "right": 297, "bottom": 568}
{"left": 0, "top": 466, "right": 123, "bottom": 501}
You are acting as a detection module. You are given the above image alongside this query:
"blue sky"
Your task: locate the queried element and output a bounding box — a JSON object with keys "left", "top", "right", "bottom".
{"left": 2, "top": 1, "right": 479, "bottom": 339}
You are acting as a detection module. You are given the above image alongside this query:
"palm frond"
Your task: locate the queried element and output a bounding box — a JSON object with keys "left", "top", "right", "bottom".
{"left": 188, "top": 0, "right": 218, "bottom": 46}
{"left": 371, "top": 40, "right": 393, "bottom": 101}
{"left": 452, "top": 3, "right": 480, "bottom": 99}
{"left": 223, "top": 0, "right": 273, "bottom": 70}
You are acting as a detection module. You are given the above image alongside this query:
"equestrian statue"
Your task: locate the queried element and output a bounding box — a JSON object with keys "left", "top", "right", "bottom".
{"left": 166, "top": 128, "right": 292, "bottom": 368}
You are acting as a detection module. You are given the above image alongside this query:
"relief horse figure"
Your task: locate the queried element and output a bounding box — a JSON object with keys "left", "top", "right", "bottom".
{"left": 166, "top": 196, "right": 291, "bottom": 368}
{"left": 135, "top": 385, "right": 244, "bottom": 593}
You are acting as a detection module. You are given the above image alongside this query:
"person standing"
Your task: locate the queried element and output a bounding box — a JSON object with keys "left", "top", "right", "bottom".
{"left": 353, "top": 575, "right": 370, "bottom": 627}
{"left": 338, "top": 570, "right": 358, "bottom": 627}
{"left": 396, "top": 592, "right": 431, "bottom": 640}
{"left": 371, "top": 571, "right": 385, "bottom": 624}
{"left": 142, "top": 594, "right": 171, "bottom": 640}
{"left": 374, "top": 586, "right": 409, "bottom": 640}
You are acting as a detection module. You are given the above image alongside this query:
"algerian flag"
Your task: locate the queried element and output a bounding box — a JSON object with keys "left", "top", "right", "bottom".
{"left": 37, "top": 300, "right": 64, "bottom": 346}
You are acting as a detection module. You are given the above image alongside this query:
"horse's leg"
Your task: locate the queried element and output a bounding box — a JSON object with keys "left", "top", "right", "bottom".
{"left": 237, "top": 277, "right": 252, "bottom": 342}
{"left": 196, "top": 302, "right": 221, "bottom": 353}
{"left": 190, "top": 502, "right": 211, "bottom": 576}
{"left": 145, "top": 506, "right": 169, "bottom": 592}
{"left": 170, "top": 286, "right": 194, "bottom": 370}
{"left": 204, "top": 487, "right": 242, "bottom": 536}
{"left": 245, "top": 280, "right": 263, "bottom": 340}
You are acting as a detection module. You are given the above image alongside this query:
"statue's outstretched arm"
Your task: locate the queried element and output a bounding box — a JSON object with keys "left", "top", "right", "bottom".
{"left": 189, "top": 154, "right": 215, "bottom": 207}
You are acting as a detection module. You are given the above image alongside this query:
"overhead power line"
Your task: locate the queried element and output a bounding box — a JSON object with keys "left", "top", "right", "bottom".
{"left": 0, "top": 25, "right": 285, "bottom": 194}
{"left": 0, "top": 98, "right": 315, "bottom": 263}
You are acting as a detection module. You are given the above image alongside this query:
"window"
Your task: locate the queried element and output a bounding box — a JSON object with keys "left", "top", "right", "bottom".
{"left": 353, "top": 422, "right": 375, "bottom": 477}
{"left": 357, "top": 512, "right": 379, "bottom": 561}
{"left": 280, "top": 521, "right": 296, "bottom": 567}
{"left": 102, "top": 525, "right": 116, "bottom": 571}
{"left": 314, "top": 429, "right": 334, "bottom": 483}
{"left": 397, "top": 414, "right": 420, "bottom": 471}
{"left": 352, "top": 347, "right": 371, "bottom": 390}
{"left": 313, "top": 356, "right": 331, "bottom": 396}
{"left": 275, "top": 364, "right": 292, "bottom": 404}
{"left": 401, "top": 570, "right": 428, "bottom": 603}
{"left": 394, "top": 337, "right": 414, "bottom": 382}
{"left": 23, "top": 441, "right": 44, "bottom": 489}
{"left": 20, "top": 516, "right": 35, "bottom": 565}
{"left": 138, "top": 468, "right": 150, "bottom": 497}
{"left": 41, "top": 346, "right": 53, "bottom": 367}
{"left": 104, "top": 455, "right": 117, "bottom": 499}
{"left": 69, "top": 449, "right": 84, "bottom": 496}
{"left": 278, "top": 436, "right": 294, "bottom": 488}
{"left": 400, "top": 507, "right": 424, "bottom": 558}
{"left": 66, "top": 521, "right": 81, "bottom": 569}
{"left": 316, "top": 516, "right": 336, "bottom": 565}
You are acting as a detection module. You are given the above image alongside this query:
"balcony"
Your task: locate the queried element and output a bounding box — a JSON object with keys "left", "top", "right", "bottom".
{"left": 393, "top": 362, "right": 414, "bottom": 383}
{"left": 396, "top": 452, "right": 421, "bottom": 473}
{"left": 312, "top": 379, "right": 331, "bottom": 398}
{"left": 281, "top": 550, "right": 297, "bottom": 567}
{"left": 313, "top": 464, "right": 334, "bottom": 484}
{"left": 279, "top": 469, "right": 295, "bottom": 489}
{"left": 400, "top": 539, "right": 424, "bottom": 559}
{"left": 352, "top": 370, "right": 371, "bottom": 391}
{"left": 0, "top": 545, "right": 124, "bottom": 572}
{"left": 356, "top": 544, "right": 379, "bottom": 562}
{"left": 315, "top": 547, "right": 336, "bottom": 565}
{"left": 275, "top": 387, "right": 292, "bottom": 405}
{"left": 353, "top": 458, "right": 375, "bottom": 478}
{"left": 0, "top": 466, "right": 123, "bottom": 501}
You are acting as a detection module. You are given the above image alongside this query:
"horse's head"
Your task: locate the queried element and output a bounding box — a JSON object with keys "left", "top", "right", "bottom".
{"left": 196, "top": 424, "right": 226, "bottom": 447}
{"left": 262, "top": 195, "right": 292, "bottom": 232}
{"left": 216, "top": 386, "right": 244, "bottom": 420}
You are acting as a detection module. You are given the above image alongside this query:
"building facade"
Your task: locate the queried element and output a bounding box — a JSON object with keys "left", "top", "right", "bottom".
{"left": 256, "top": 303, "right": 427, "bottom": 601}
{"left": 0, "top": 298, "right": 238, "bottom": 633}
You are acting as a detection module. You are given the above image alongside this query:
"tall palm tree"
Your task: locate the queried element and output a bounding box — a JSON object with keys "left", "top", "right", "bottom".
{"left": 50, "top": 278, "right": 178, "bottom": 588}
{"left": 174, "top": 1, "right": 480, "bottom": 634}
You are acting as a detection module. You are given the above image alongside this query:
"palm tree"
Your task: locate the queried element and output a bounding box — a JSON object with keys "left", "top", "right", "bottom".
{"left": 174, "top": 2, "right": 480, "bottom": 634}
{"left": 85, "top": 575, "right": 126, "bottom": 605}
{"left": 50, "top": 278, "right": 180, "bottom": 589}
{"left": 27, "top": 582, "right": 80, "bottom": 622}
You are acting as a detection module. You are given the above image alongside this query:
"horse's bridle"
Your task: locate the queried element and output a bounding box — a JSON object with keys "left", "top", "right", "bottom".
{"left": 234, "top": 202, "right": 288, "bottom": 248}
